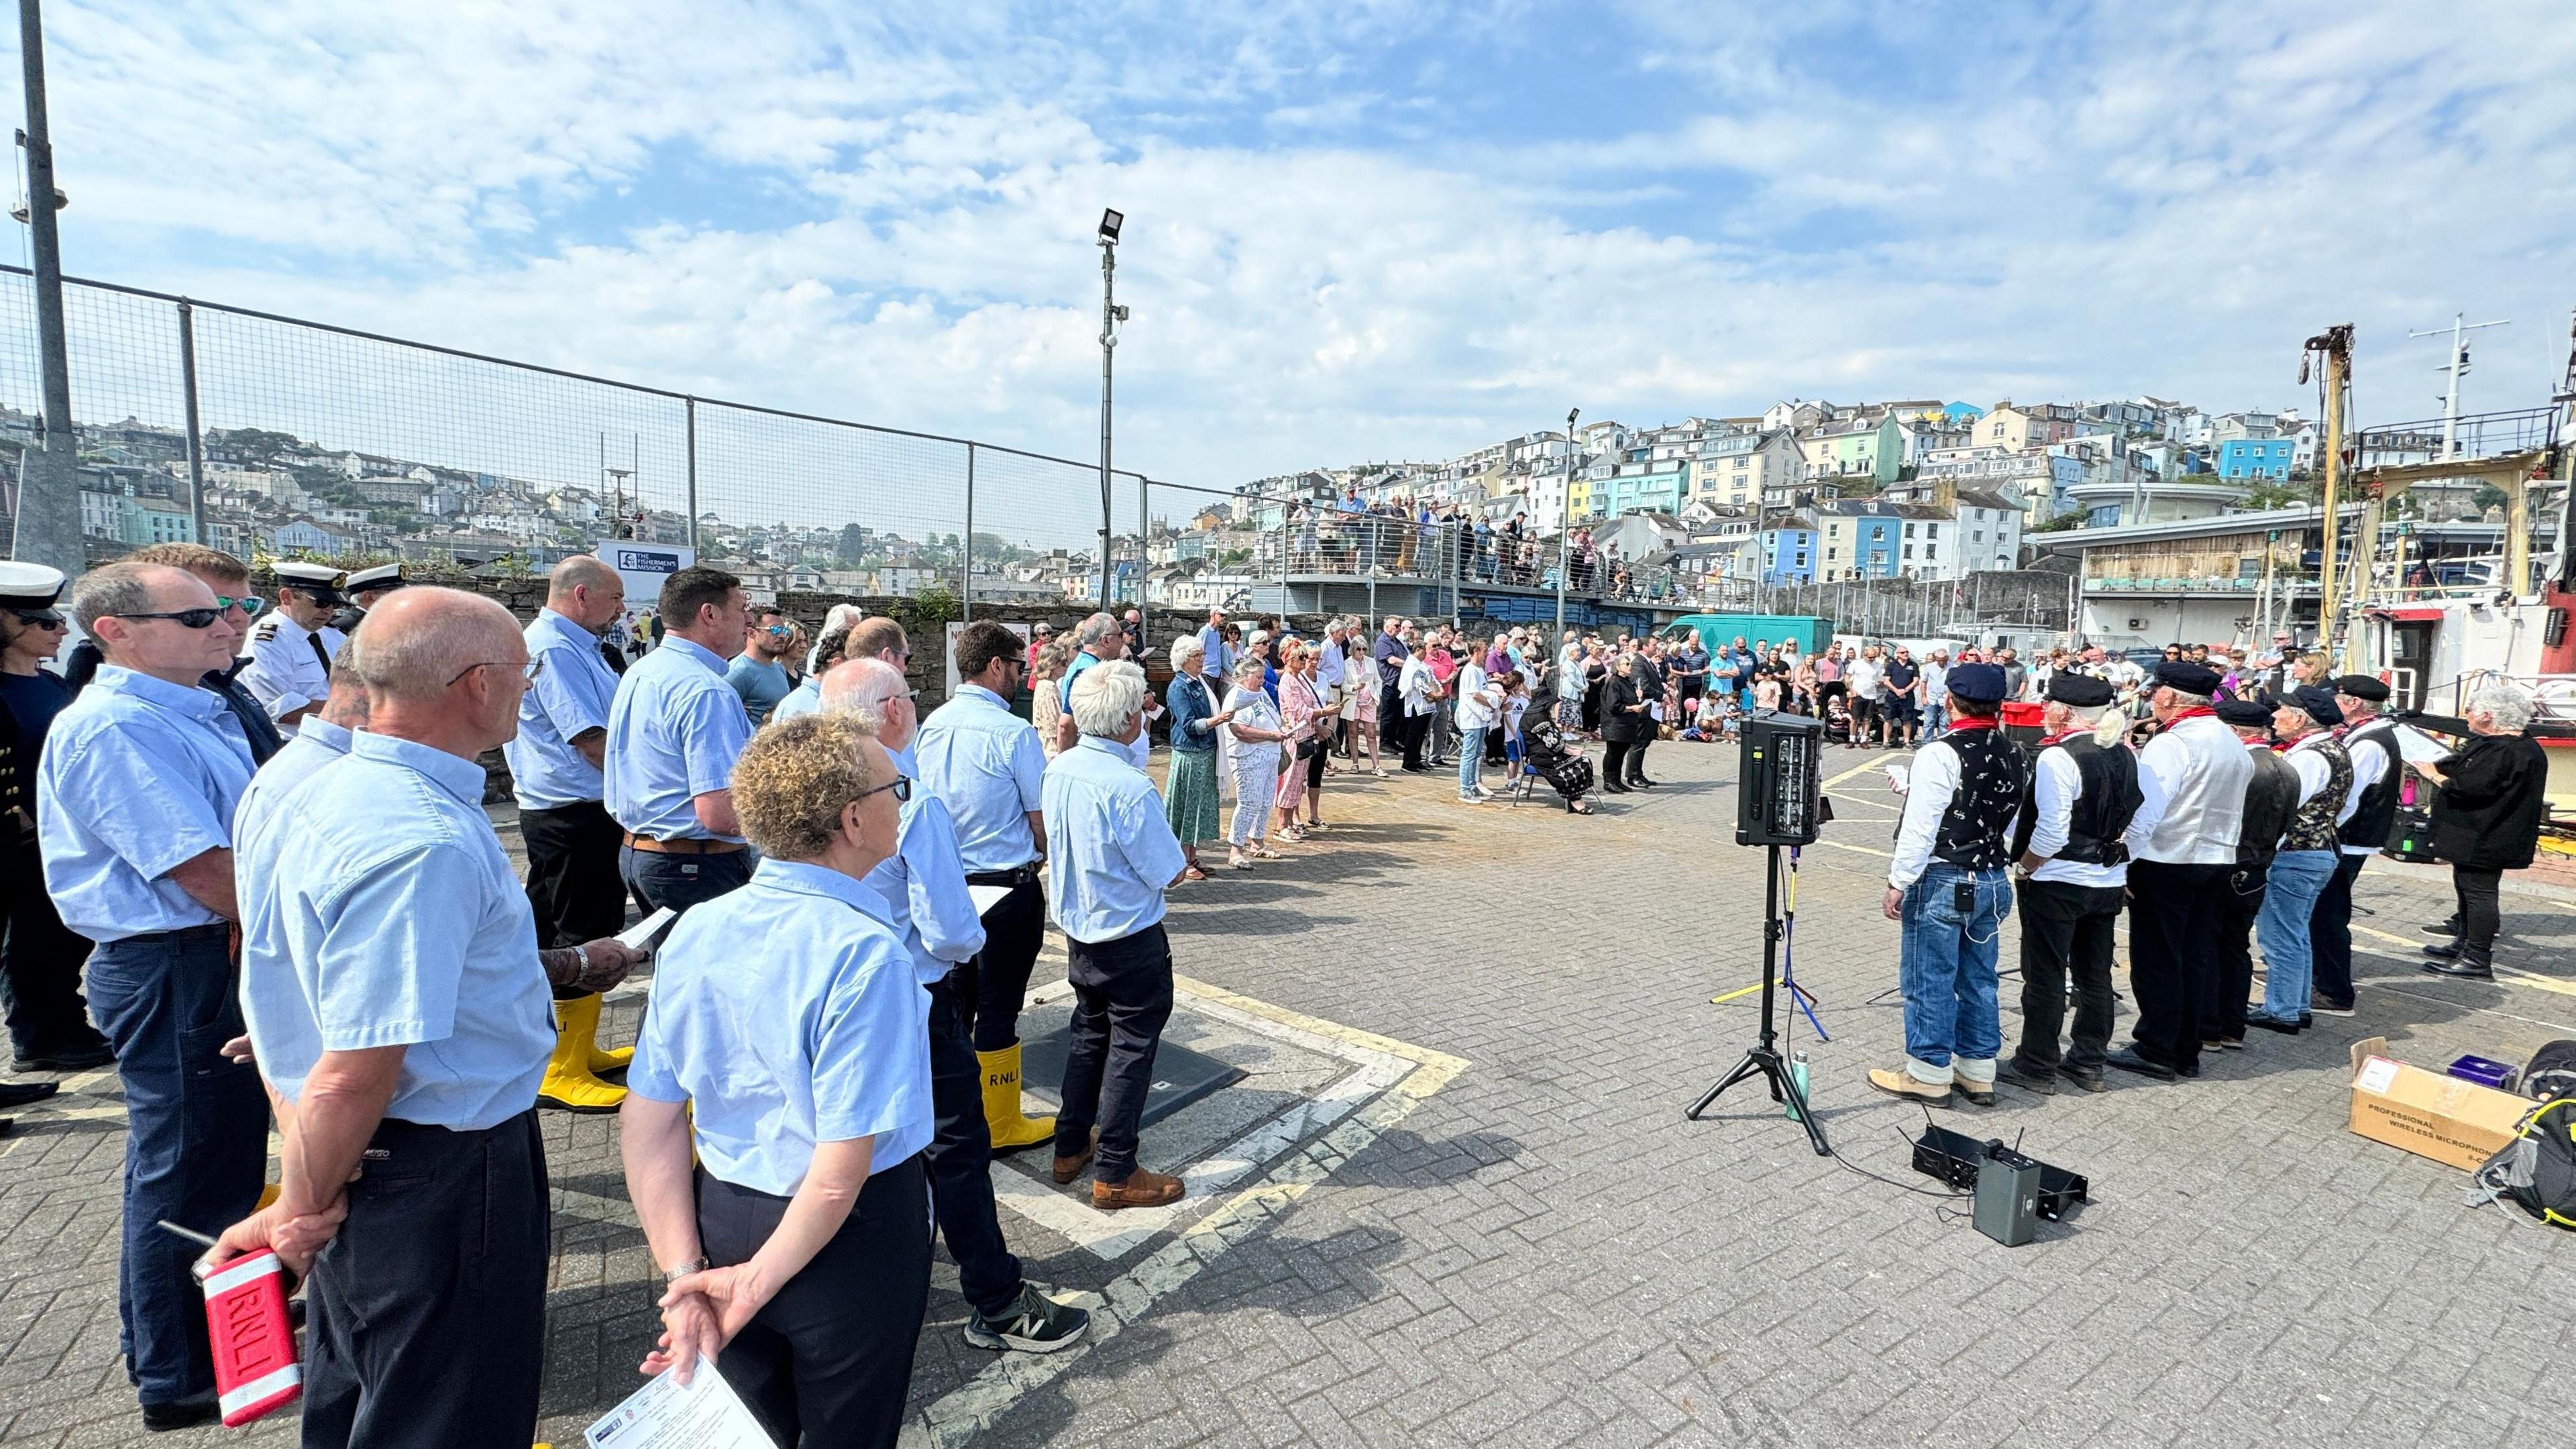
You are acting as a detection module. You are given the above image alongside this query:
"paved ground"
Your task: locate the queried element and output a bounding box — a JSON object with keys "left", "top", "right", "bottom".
{"left": 5, "top": 733, "right": 2575, "bottom": 1447}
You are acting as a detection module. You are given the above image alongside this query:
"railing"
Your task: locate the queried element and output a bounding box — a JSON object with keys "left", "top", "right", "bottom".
{"left": 2353, "top": 405, "right": 2561, "bottom": 470}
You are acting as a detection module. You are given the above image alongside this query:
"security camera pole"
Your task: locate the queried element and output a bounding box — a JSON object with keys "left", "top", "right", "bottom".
{"left": 1096, "top": 208, "right": 1127, "bottom": 610}
{"left": 12, "top": 0, "right": 81, "bottom": 578}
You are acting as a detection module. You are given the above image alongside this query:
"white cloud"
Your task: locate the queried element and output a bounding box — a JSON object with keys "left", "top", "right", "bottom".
{"left": 9, "top": 0, "right": 2574, "bottom": 508}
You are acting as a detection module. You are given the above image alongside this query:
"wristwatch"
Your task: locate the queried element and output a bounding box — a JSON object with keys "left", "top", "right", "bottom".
{"left": 662, "top": 1256, "right": 708, "bottom": 1285}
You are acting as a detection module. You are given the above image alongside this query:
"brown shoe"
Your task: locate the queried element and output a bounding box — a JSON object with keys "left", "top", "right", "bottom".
{"left": 1091, "top": 1167, "right": 1185, "bottom": 1212}
{"left": 1051, "top": 1128, "right": 1098, "bottom": 1185}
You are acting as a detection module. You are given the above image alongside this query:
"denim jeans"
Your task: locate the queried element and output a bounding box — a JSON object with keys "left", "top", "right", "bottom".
{"left": 83, "top": 926, "right": 268, "bottom": 1405}
{"left": 2257, "top": 849, "right": 2339, "bottom": 1018}
{"left": 1898, "top": 863, "right": 2012, "bottom": 1081}
{"left": 1456, "top": 725, "right": 1487, "bottom": 798}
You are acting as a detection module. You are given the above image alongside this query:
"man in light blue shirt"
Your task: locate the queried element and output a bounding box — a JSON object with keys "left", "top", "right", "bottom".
{"left": 725, "top": 604, "right": 795, "bottom": 722}
{"left": 916, "top": 622, "right": 1051, "bottom": 1072}
{"left": 1055, "top": 611, "right": 1155, "bottom": 768}
{"left": 234, "top": 677, "right": 364, "bottom": 847}
{"left": 1042, "top": 659, "right": 1189, "bottom": 1213}
{"left": 1195, "top": 608, "right": 1232, "bottom": 699}
{"left": 606, "top": 566, "right": 755, "bottom": 912}
{"left": 218, "top": 586, "right": 639, "bottom": 1449}
{"left": 823, "top": 657, "right": 1090, "bottom": 1352}
{"left": 505, "top": 556, "right": 634, "bottom": 1108}
{"left": 37, "top": 562, "right": 266, "bottom": 1431}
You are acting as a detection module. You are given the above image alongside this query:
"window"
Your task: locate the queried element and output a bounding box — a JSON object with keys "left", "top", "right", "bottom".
{"left": 1926, "top": 544, "right": 1937, "bottom": 559}
{"left": 1794, "top": 551, "right": 1808, "bottom": 567}
{"left": 1904, "top": 545, "right": 1915, "bottom": 559}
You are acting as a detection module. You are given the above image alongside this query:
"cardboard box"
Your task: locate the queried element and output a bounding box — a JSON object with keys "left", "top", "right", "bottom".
{"left": 2346, "top": 1037, "right": 2532, "bottom": 1172}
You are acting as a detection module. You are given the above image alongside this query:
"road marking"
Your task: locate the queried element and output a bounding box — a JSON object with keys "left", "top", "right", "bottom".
{"left": 1813, "top": 839, "right": 1894, "bottom": 859}
{"left": 905, "top": 977, "right": 1464, "bottom": 1448}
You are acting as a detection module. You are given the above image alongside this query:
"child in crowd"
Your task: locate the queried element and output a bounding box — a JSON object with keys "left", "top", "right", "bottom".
{"left": 1823, "top": 694, "right": 1853, "bottom": 745}
{"left": 1752, "top": 668, "right": 1782, "bottom": 713}
{"left": 1500, "top": 672, "right": 1530, "bottom": 788}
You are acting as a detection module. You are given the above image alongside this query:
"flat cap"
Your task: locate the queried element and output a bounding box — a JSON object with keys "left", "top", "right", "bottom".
{"left": 2285, "top": 684, "right": 2344, "bottom": 727}
{"left": 2153, "top": 660, "right": 2221, "bottom": 695}
{"left": 2332, "top": 673, "right": 2390, "bottom": 702}
{"left": 2215, "top": 697, "right": 2275, "bottom": 727}
{"left": 2045, "top": 672, "right": 2114, "bottom": 707}
{"left": 1946, "top": 662, "right": 2008, "bottom": 704}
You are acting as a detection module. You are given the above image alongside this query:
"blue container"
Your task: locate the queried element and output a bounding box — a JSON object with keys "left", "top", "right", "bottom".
{"left": 2447, "top": 1055, "right": 2517, "bottom": 1091}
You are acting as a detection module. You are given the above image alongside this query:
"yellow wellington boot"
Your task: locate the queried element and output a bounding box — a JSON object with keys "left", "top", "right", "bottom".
{"left": 572, "top": 990, "right": 633, "bottom": 1075}
{"left": 977, "top": 1043, "right": 1056, "bottom": 1152}
{"left": 536, "top": 996, "right": 626, "bottom": 1114}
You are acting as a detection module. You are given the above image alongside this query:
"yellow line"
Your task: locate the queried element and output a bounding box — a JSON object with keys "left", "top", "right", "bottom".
{"left": 1174, "top": 975, "right": 1468, "bottom": 1073}
{"left": 1820, "top": 759, "right": 1889, "bottom": 790}
{"left": 1813, "top": 839, "right": 1894, "bottom": 859}
{"left": 1709, "top": 982, "right": 1764, "bottom": 1005}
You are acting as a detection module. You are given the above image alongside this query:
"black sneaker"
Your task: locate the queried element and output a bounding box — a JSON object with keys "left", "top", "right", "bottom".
{"left": 2309, "top": 994, "right": 2356, "bottom": 1018}
{"left": 142, "top": 1393, "right": 220, "bottom": 1432}
{"left": 963, "top": 1285, "right": 1091, "bottom": 1354}
{"left": 2420, "top": 919, "right": 2462, "bottom": 938}
{"left": 14, "top": 1040, "right": 115, "bottom": 1073}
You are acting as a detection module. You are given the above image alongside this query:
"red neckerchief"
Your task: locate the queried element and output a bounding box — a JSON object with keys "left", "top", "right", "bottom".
{"left": 2038, "top": 728, "right": 2085, "bottom": 747}
{"left": 1947, "top": 716, "right": 1998, "bottom": 732}
{"left": 2167, "top": 706, "right": 2217, "bottom": 725}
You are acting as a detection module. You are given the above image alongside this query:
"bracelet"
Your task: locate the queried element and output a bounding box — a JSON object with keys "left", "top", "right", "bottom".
{"left": 573, "top": 945, "right": 591, "bottom": 978}
{"left": 662, "top": 1256, "right": 708, "bottom": 1285}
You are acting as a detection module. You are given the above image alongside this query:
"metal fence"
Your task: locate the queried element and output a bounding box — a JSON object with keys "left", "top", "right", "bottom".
{"left": 0, "top": 265, "right": 1163, "bottom": 613}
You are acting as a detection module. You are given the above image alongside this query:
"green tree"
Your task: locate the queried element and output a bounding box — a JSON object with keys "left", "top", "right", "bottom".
{"left": 2473, "top": 484, "right": 2509, "bottom": 514}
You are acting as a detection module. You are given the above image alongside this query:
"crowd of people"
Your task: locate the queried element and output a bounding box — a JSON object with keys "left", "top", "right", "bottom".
{"left": 0, "top": 539, "right": 2557, "bottom": 1444}
{"left": 1873, "top": 653, "right": 2552, "bottom": 1106}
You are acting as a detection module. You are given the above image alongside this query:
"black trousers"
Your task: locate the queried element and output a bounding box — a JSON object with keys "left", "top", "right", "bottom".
{"left": 2309, "top": 853, "right": 2367, "bottom": 1005}
{"left": 1399, "top": 712, "right": 1429, "bottom": 771}
{"left": 1601, "top": 739, "right": 1631, "bottom": 788}
{"left": 2455, "top": 865, "right": 2504, "bottom": 958}
{"left": 1303, "top": 737, "right": 1329, "bottom": 799}
{"left": 924, "top": 975, "right": 1022, "bottom": 1320}
{"left": 698, "top": 1157, "right": 930, "bottom": 1449}
{"left": 1625, "top": 735, "right": 1651, "bottom": 784}
{"left": 0, "top": 834, "right": 101, "bottom": 1059}
{"left": 954, "top": 874, "right": 1044, "bottom": 1053}
{"left": 519, "top": 800, "right": 628, "bottom": 950}
{"left": 618, "top": 842, "right": 753, "bottom": 916}
{"left": 2206, "top": 861, "right": 2267, "bottom": 1043}
{"left": 2126, "top": 859, "right": 2229, "bottom": 1074}
{"left": 1054, "top": 924, "right": 1175, "bottom": 1182}
{"left": 301, "top": 1113, "right": 548, "bottom": 1449}
{"left": 2012, "top": 878, "right": 2125, "bottom": 1074}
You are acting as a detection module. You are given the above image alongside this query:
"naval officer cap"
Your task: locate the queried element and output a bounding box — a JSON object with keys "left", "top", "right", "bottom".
{"left": 2153, "top": 660, "right": 2221, "bottom": 696}
{"left": 0, "top": 561, "right": 66, "bottom": 621}
{"left": 2285, "top": 684, "right": 2344, "bottom": 727}
{"left": 2332, "top": 673, "right": 2390, "bottom": 702}
{"left": 2214, "top": 696, "right": 2275, "bottom": 727}
{"left": 343, "top": 563, "right": 407, "bottom": 596}
{"left": 2045, "top": 672, "right": 2115, "bottom": 708}
{"left": 1945, "top": 662, "right": 2008, "bottom": 704}
{"left": 271, "top": 561, "right": 346, "bottom": 603}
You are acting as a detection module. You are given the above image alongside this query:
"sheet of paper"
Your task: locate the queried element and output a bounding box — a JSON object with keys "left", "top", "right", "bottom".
{"left": 2392, "top": 724, "right": 2454, "bottom": 766}
{"left": 968, "top": 884, "right": 1012, "bottom": 916}
{"left": 614, "top": 907, "right": 679, "bottom": 956}
{"left": 584, "top": 1361, "right": 772, "bottom": 1449}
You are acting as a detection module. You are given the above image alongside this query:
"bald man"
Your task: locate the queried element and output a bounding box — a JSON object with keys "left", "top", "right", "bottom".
{"left": 504, "top": 556, "right": 632, "bottom": 1110}
{"left": 820, "top": 657, "right": 1091, "bottom": 1351}
{"left": 223, "top": 586, "right": 641, "bottom": 1449}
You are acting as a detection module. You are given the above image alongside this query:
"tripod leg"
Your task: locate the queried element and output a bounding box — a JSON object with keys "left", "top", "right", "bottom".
{"left": 1684, "top": 1050, "right": 1767, "bottom": 1120}
{"left": 1778, "top": 1053, "right": 1832, "bottom": 1157}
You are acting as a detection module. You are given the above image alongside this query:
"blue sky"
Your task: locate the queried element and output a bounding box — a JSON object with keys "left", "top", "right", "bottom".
{"left": 12, "top": 0, "right": 2576, "bottom": 500}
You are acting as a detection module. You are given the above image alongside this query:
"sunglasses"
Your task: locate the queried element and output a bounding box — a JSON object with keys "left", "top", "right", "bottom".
{"left": 11, "top": 612, "right": 65, "bottom": 630}
{"left": 445, "top": 657, "right": 547, "bottom": 688}
{"left": 858, "top": 775, "right": 912, "bottom": 804}
{"left": 109, "top": 608, "right": 229, "bottom": 629}
{"left": 215, "top": 595, "right": 266, "bottom": 617}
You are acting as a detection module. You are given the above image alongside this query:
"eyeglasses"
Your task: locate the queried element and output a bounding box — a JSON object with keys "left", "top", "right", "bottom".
{"left": 446, "top": 657, "right": 546, "bottom": 687}
{"left": 11, "top": 612, "right": 65, "bottom": 630}
{"left": 215, "top": 595, "right": 265, "bottom": 617}
{"left": 858, "top": 775, "right": 912, "bottom": 804}
{"left": 109, "top": 608, "right": 227, "bottom": 629}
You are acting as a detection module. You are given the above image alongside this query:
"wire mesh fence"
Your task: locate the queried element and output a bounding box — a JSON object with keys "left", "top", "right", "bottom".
{"left": 0, "top": 265, "right": 1171, "bottom": 613}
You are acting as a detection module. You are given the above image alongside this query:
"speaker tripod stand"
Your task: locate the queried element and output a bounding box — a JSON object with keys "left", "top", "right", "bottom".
{"left": 1686, "top": 842, "right": 1832, "bottom": 1156}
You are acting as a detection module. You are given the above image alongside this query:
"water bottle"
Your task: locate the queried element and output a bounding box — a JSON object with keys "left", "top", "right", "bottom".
{"left": 1786, "top": 1050, "right": 1811, "bottom": 1122}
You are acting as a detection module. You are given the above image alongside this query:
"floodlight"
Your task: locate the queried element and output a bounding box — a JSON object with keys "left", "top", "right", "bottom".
{"left": 1099, "top": 209, "right": 1123, "bottom": 242}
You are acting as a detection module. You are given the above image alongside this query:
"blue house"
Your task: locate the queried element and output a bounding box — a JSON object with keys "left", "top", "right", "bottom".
{"left": 1760, "top": 518, "right": 1817, "bottom": 586}
{"left": 2214, "top": 438, "right": 2294, "bottom": 480}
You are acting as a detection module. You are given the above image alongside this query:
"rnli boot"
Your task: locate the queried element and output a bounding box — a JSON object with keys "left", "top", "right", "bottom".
{"left": 537, "top": 996, "right": 626, "bottom": 1113}
{"left": 977, "top": 1042, "right": 1057, "bottom": 1152}
{"left": 571, "top": 991, "right": 633, "bottom": 1076}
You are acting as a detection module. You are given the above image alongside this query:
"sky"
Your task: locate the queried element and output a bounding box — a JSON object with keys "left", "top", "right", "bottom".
{"left": 10, "top": 0, "right": 2576, "bottom": 504}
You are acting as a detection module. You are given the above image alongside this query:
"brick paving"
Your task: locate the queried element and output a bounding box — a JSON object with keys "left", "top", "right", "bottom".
{"left": 5, "top": 735, "right": 2573, "bottom": 1447}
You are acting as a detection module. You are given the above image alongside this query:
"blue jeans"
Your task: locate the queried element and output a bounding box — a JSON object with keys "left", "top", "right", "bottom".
{"left": 84, "top": 926, "right": 269, "bottom": 1405}
{"left": 1899, "top": 864, "right": 2013, "bottom": 1080}
{"left": 1457, "top": 725, "right": 1487, "bottom": 798}
{"left": 2257, "top": 849, "right": 2339, "bottom": 1019}
{"left": 1924, "top": 703, "right": 1947, "bottom": 736}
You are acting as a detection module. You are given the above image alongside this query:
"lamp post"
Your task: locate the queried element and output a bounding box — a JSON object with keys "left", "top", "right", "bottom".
{"left": 1096, "top": 208, "right": 1128, "bottom": 610}
{"left": 13, "top": 0, "right": 81, "bottom": 577}
{"left": 1554, "top": 407, "right": 1578, "bottom": 640}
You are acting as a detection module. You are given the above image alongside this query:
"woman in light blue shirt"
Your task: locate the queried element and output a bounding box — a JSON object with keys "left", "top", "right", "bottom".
{"left": 621, "top": 712, "right": 932, "bottom": 1448}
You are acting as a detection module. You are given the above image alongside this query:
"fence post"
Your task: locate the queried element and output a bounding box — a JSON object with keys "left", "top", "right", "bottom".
{"left": 684, "top": 397, "right": 700, "bottom": 553}
{"left": 960, "top": 443, "right": 973, "bottom": 623}
{"left": 176, "top": 299, "right": 208, "bottom": 546}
